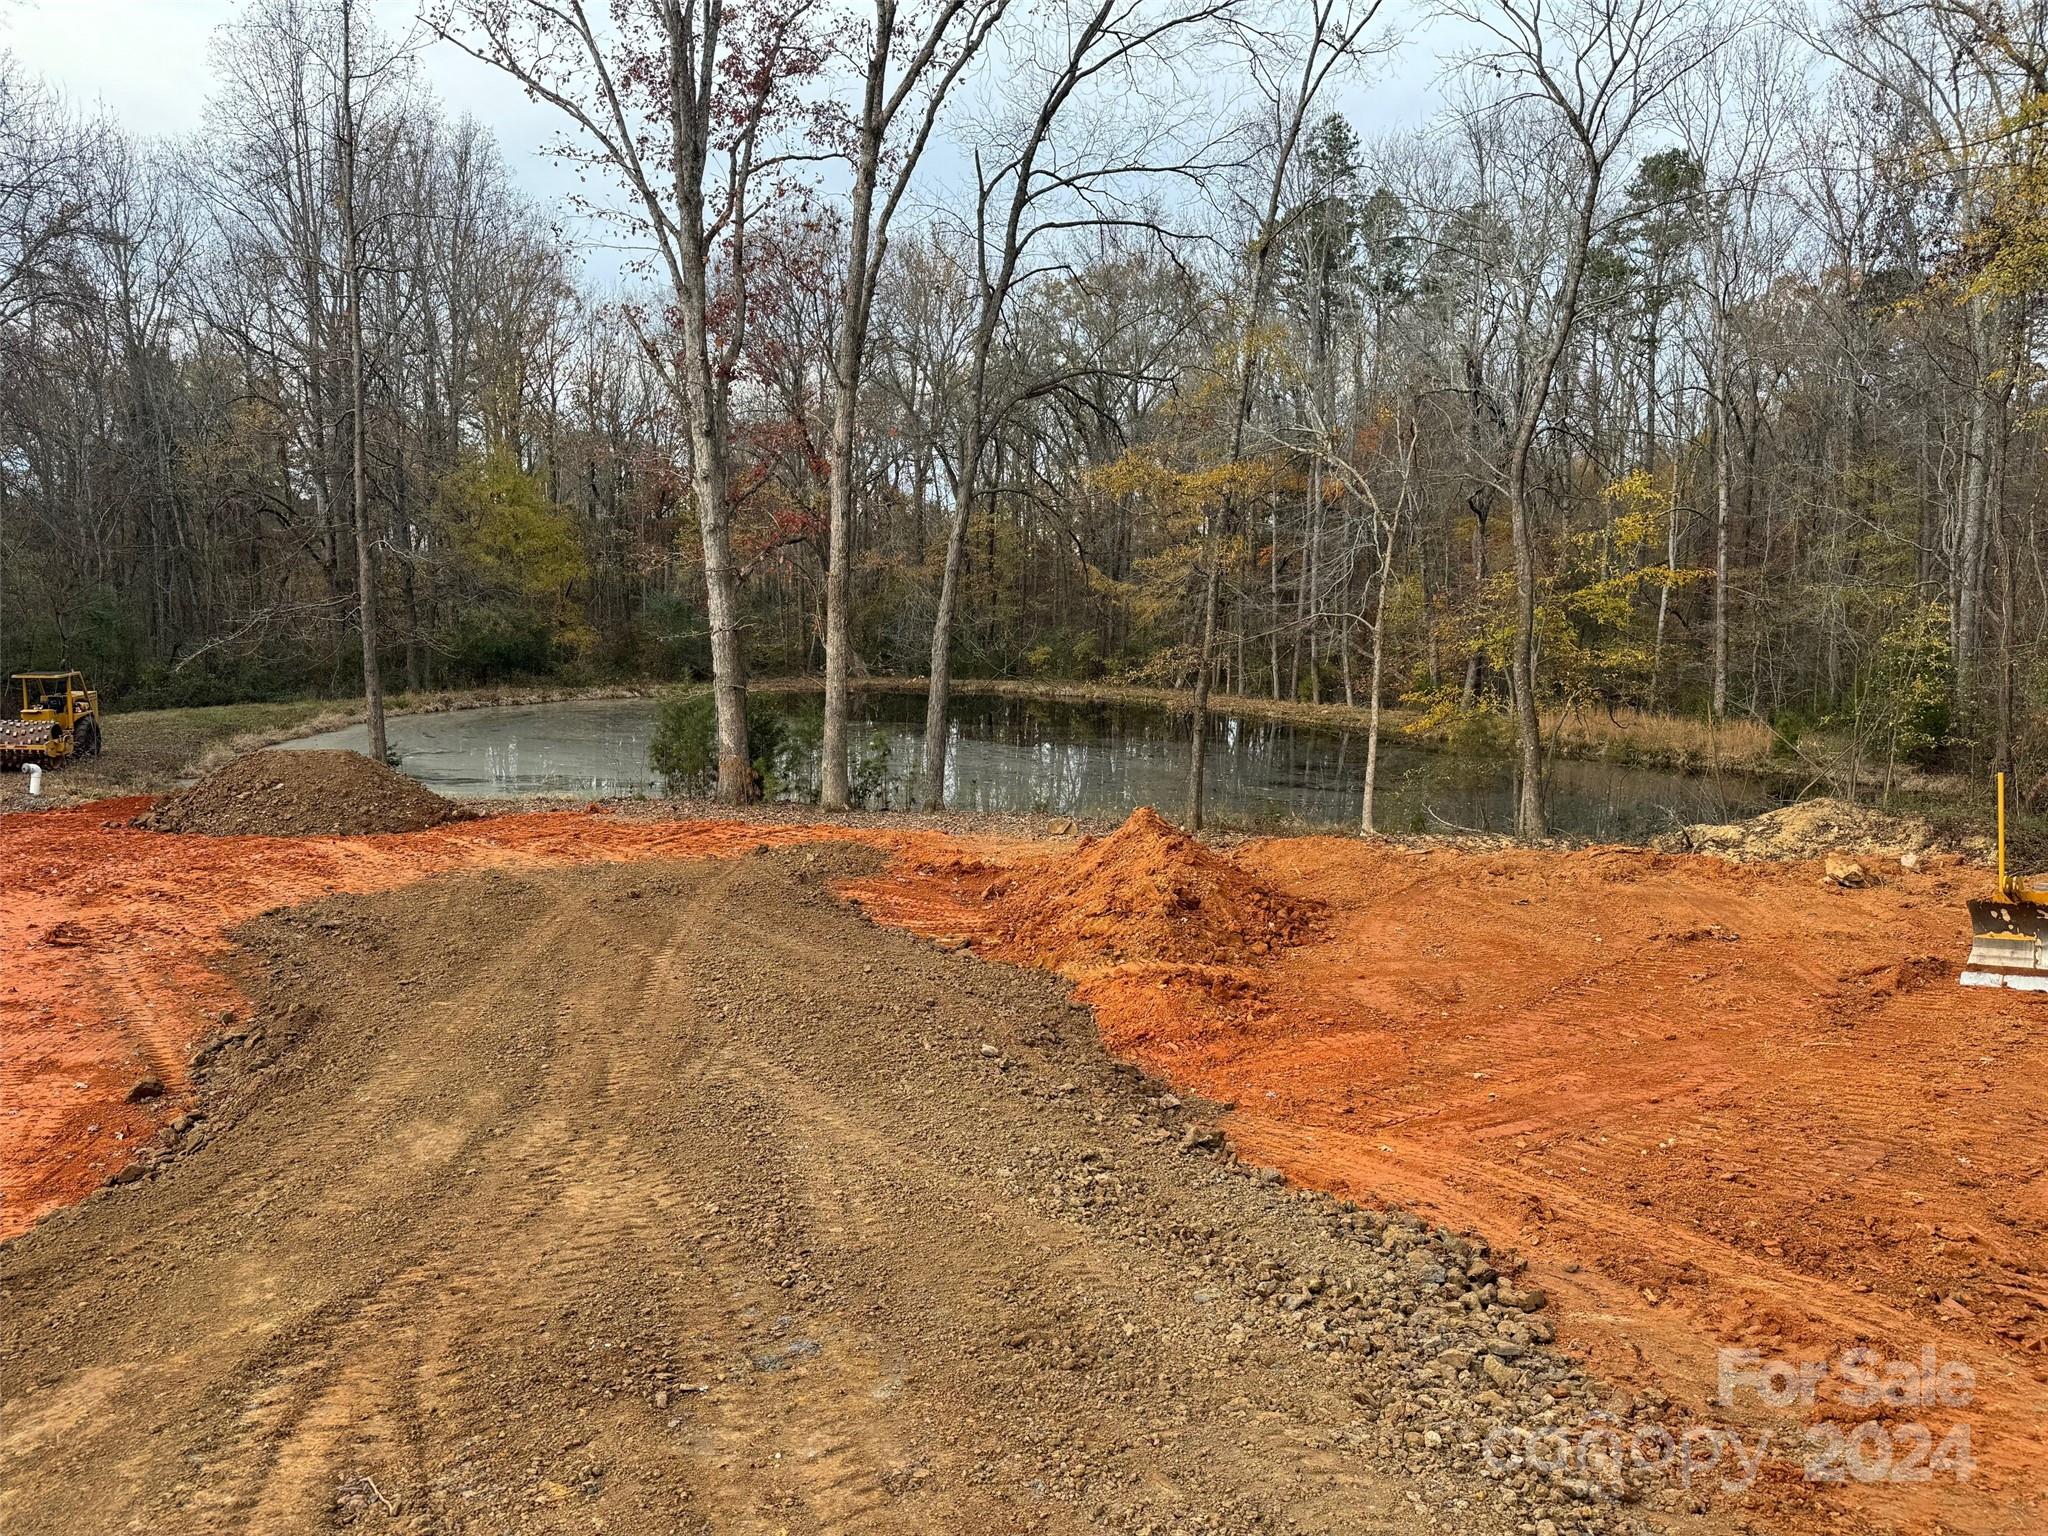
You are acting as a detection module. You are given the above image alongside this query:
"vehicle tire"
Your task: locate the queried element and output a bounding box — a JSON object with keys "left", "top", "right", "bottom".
{"left": 76, "top": 718, "right": 102, "bottom": 759}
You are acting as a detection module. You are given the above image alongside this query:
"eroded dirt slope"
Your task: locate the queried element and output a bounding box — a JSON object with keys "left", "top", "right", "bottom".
{"left": 0, "top": 854, "right": 1718, "bottom": 1536}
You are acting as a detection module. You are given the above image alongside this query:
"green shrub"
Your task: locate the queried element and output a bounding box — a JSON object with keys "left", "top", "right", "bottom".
{"left": 649, "top": 689, "right": 796, "bottom": 797}
{"left": 850, "top": 726, "right": 895, "bottom": 807}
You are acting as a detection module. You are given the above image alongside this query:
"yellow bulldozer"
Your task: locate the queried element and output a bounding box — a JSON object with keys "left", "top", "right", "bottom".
{"left": 1, "top": 671, "right": 103, "bottom": 769}
{"left": 1962, "top": 773, "right": 2048, "bottom": 993}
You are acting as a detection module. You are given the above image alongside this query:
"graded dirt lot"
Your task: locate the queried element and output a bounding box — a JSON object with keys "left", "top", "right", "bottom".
{"left": 0, "top": 799, "right": 886, "bottom": 1234}
{"left": 1, "top": 853, "right": 1702, "bottom": 1536}
{"left": 2, "top": 792, "right": 2043, "bottom": 1535}
{"left": 856, "top": 828, "right": 2048, "bottom": 1536}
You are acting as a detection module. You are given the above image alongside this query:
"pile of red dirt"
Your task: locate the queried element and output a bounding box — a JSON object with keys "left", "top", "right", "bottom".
{"left": 976, "top": 806, "right": 1321, "bottom": 971}
{"left": 139, "top": 749, "right": 461, "bottom": 837}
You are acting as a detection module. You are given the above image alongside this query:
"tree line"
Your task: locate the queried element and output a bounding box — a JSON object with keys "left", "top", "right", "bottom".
{"left": 3, "top": 0, "right": 2044, "bottom": 829}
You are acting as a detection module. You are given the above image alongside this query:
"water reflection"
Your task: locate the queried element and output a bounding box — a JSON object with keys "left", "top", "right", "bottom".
{"left": 283, "top": 691, "right": 1781, "bottom": 842}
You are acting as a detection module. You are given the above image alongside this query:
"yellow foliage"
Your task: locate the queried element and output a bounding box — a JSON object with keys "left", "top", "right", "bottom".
{"left": 1597, "top": 468, "right": 1670, "bottom": 554}
{"left": 1087, "top": 450, "right": 1280, "bottom": 514}
{"left": 1964, "top": 92, "right": 2048, "bottom": 306}
{"left": 438, "top": 450, "right": 592, "bottom": 652}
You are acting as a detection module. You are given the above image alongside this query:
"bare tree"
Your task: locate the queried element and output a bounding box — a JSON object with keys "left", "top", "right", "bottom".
{"left": 434, "top": 0, "right": 828, "bottom": 800}
{"left": 1271, "top": 402, "right": 1416, "bottom": 832}
{"left": 918, "top": 0, "right": 1234, "bottom": 809}
{"left": 0, "top": 57, "right": 103, "bottom": 333}
{"left": 14, "top": 0, "right": 2048, "bottom": 823}
{"left": 1185, "top": 0, "right": 1387, "bottom": 831}
{"left": 1811, "top": 0, "right": 2039, "bottom": 720}
{"left": 337, "top": 0, "right": 388, "bottom": 761}
{"left": 818, "top": 0, "right": 1011, "bottom": 810}
{"left": 1443, "top": 0, "right": 1718, "bottom": 836}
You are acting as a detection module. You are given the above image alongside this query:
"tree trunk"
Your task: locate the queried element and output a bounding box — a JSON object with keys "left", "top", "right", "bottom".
{"left": 1711, "top": 319, "right": 1732, "bottom": 718}
{"left": 1953, "top": 293, "right": 1999, "bottom": 715}
{"left": 1186, "top": 539, "right": 1219, "bottom": 831}
{"left": 1361, "top": 570, "right": 1388, "bottom": 835}
{"left": 697, "top": 452, "right": 751, "bottom": 796}
{"left": 1504, "top": 471, "right": 1546, "bottom": 838}
{"left": 1268, "top": 505, "right": 1282, "bottom": 697}
{"left": 820, "top": 22, "right": 891, "bottom": 813}
{"left": 1462, "top": 495, "right": 1488, "bottom": 707}
{"left": 1645, "top": 328, "right": 1671, "bottom": 701}
{"left": 1502, "top": 167, "right": 1606, "bottom": 840}
{"left": 922, "top": 430, "right": 979, "bottom": 808}
{"left": 339, "top": 1, "right": 386, "bottom": 765}
{"left": 673, "top": 254, "right": 750, "bottom": 798}
{"left": 821, "top": 364, "right": 860, "bottom": 809}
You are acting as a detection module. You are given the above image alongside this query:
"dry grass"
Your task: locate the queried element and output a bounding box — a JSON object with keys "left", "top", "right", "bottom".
{"left": 852, "top": 676, "right": 1787, "bottom": 775}
{"left": 0, "top": 683, "right": 668, "bottom": 808}
{"left": 846, "top": 675, "right": 1416, "bottom": 733}
{"left": 1536, "top": 705, "right": 1778, "bottom": 771}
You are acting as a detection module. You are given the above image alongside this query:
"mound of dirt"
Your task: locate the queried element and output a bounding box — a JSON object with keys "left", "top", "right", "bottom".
{"left": 981, "top": 806, "right": 1321, "bottom": 971}
{"left": 140, "top": 749, "right": 460, "bottom": 837}
{"left": 1659, "top": 796, "right": 1951, "bottom": 862}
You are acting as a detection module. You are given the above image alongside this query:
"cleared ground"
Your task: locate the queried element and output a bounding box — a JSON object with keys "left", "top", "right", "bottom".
{"left": 858, "top": 832, "right": 2048, "bottom": 1536}
{"left": 0, "top": 853, "right": 1691, "bottom": 1535}
{"left": 2, "top": 796, "right": 2041, "bottom": 1533}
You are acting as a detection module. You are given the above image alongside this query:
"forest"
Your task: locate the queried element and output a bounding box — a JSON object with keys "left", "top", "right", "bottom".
{"left": 3, "top": 0, "right": 2045, "bottom": 829}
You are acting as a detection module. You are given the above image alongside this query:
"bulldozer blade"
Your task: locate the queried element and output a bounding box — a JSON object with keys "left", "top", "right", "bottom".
{"left": 1961, "top": 898, "right": 2048, "bottom": 992}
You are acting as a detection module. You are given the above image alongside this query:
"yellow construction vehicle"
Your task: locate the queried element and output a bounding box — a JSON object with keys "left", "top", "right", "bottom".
{"left": 1962, "top": 773, "right": 2048, "bottom": 992}
{"left": 1, "top": 671, "right": 103, "bottom": 769}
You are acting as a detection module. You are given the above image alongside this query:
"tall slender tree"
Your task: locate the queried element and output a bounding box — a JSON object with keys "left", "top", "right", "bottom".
{"left": 818, "top": 0, "right": 1010, "bottom": 810}
{"left": 1443, "top": 0, "right": 1719, "bottom": 836}
{"left": 337, "top": 0, "right": 387, "bottom": 762}
{"left": 436, "top": 0, "right": 830, "bottom": 801}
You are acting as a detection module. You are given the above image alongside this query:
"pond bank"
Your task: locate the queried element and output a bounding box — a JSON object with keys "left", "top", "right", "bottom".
{"left": 4, "top": 674, "right": 1958, "bottom": 816}
{"left": 275, "top": 691, "right": 1784, "bottom": 843}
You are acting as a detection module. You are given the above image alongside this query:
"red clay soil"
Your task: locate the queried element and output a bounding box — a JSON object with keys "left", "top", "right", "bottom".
{"left": 848, "top": 825, "right": 2048, "bottom": 1536}
{"left": 927, "top": 805, "right": 1321, "bottom": 970}
{"left": 9, "top": 791, "right": 2045, "bottom": 1535}
{"left": 0, "top": 799, "right": 912, "bottom": 1236}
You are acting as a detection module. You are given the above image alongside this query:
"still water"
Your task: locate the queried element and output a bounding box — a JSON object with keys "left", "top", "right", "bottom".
{"left": 284, "top": 691, "right": 1781, "bottom": 841}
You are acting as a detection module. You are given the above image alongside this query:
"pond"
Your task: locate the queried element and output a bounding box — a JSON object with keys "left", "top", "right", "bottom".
{"left": 283, "top": 690, "right": 1785, "bottom": 842}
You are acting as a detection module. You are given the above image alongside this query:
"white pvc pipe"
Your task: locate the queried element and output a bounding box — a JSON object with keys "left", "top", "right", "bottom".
{"left": 23, "top": 763, "right": 42, "bottom": 796}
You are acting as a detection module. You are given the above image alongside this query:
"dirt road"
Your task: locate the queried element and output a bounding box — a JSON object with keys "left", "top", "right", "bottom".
{"left": 0, "top": 851, "right": 1698, "bottom": 1536}
{"left": 0, "top": 800, "right": 890, "bottom": 1234}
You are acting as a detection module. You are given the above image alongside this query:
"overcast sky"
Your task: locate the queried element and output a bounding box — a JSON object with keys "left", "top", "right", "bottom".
{"left": 6, "top": 1, "right": 588, "bottom": 223}
{"left": 5, "top": 0, "right": 1448, "bottom": 286}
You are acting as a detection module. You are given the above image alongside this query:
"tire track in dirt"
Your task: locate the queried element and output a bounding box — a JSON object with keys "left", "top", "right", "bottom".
{"left": 669, "top": 878, "right": 1663, "bottom": 1536}
{"left": 0, "top": 802, "right": 921, "bottom": 1235}
{"left": 163, "top": 892, "right": 601, "bottom": 1529}
{"left": 4, "top": 851, "right": 1748, "bottom": 1536}
{"left": 654, "top": 870, "right": 999, "bottom": 1532}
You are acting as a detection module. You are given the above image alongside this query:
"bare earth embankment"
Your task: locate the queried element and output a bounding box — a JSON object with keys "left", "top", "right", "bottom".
{"left": 852, "top": 813, "right": 2048, "bottom": 1536}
